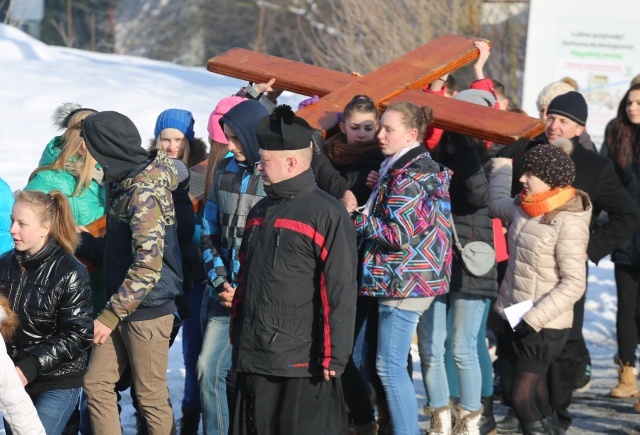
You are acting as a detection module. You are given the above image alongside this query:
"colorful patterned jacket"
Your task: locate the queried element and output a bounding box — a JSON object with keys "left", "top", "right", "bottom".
{"left": 354, "top": 146, "right": 453, "bottom": 298}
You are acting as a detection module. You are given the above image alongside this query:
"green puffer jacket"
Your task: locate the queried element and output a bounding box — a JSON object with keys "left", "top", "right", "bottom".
{"left": 25, "top": 136, "right": 106, "bottom": 226}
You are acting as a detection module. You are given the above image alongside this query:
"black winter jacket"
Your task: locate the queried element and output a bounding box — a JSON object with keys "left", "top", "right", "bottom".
{"left": 500, "top": 136, "right": 640, "bottom": 264}
{"left": 600, "top": 139, "right": 640, "bottom": 266}
{"left": 433, "top": 135, "right": 498, "bottom": 298}
{"left": 312, "top": 147, "right": 384, "bottom": 205}
{"left": 0, "top": 243, "right": 93, "bottom": 396}
{"left": 231, "top": 169, "right": 358, "bottom": 378}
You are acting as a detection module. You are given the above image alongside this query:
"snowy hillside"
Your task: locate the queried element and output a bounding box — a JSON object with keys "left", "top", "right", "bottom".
{"left": 0, "top": 23, "right": 302, "bottom": 192}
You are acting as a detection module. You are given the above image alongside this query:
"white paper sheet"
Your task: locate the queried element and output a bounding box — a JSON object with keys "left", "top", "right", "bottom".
{"left": 504, "top": 300, "right": 534, "bottom": 330}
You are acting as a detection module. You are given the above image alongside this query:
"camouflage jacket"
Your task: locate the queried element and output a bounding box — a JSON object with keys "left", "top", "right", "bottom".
{"left": 98, "top": 150, "right": 183, "bottom": 329}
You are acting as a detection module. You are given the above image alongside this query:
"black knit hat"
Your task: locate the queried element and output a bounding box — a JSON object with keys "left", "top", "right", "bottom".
{"left": 81, "top": 111, "right": 147, "bottom": 183}
{"left": 256, "top": 105, "right": 313, "bottom": 151}
{"left": 521, "top": 143, "right": 575, "bottom": 188}
{"left": 546, "top": 91, "right": 588, "bottom": 126}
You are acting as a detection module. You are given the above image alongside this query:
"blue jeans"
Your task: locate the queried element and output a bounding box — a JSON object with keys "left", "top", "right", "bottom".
{"left": 376, "top": 304, "right": 425, "bottom": 435}
{"left": 197, "top": 290, "right": 232, "bottom": 435}
{"left": 183, "top": 282, "right": 205, "bottom": 412}
{"left": 417, "top": 294, "right": 449, "bottom": 409}
{"left": 478, "top": 298, "right": 494, "bottom": 398}
{"left": 443, "top": 293, "right": 487, "bottom": 411}
{"left": 4, "top": 388, "right": 81, "bottom": 435}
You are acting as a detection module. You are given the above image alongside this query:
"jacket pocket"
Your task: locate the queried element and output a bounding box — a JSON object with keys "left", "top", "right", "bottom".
{"left": 265, "top": 321, "right": 309, "bottom": 344}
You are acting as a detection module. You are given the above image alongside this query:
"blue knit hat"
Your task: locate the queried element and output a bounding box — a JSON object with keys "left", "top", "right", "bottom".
{"left": 154, "top": 109, "right": 195, "bottom": 144}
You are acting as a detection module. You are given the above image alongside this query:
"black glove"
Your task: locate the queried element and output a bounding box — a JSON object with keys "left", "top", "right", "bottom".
{"left": 497, "top": 137, "right": 528, "bottom": 159}
{"left": 311, "top": 129, "right": 325, "bottom": 155}
{"left": 514, "top": 320, "right": 535, "bottom": 336}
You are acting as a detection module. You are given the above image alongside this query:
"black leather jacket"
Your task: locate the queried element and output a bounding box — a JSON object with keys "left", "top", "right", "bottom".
{"left": 0, "top": 242, "right": 93, "bottom": 395}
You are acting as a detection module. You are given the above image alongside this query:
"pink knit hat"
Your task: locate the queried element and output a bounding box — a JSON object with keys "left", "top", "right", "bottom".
{"left": 208, "top": 96, "right": 246, "bottom": 144}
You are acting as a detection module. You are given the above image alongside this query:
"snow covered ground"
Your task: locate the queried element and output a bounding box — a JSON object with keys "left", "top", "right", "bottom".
{"left": 1, "top": 24, "right": 639, "bottom": 434}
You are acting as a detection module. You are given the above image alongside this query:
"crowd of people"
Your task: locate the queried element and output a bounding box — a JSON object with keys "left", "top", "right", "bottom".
{"left": 1, "top": 41, "right": 640, "bottom": 435}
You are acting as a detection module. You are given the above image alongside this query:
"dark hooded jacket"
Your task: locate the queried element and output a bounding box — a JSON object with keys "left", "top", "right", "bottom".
{"left": 202, "top": 100, "right": 268, "bottom": 291}
{"left": 78, "top": 111, "right": 182, "bottom": 329}
{"left": 146, "top": 138, "right": 208, "bottom": 295}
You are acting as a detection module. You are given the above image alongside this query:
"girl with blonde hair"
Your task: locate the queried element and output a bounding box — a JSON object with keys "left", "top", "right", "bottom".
{"left": 0, "top": 190, "right": 93, "bottom": 435}
{"left": 25, "top": 103, "right": 104, "bottom": 227}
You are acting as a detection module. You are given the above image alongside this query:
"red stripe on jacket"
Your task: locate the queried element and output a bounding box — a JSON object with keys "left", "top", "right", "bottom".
{"left": 273, "top": 218, "right": 332, "bottom": 368}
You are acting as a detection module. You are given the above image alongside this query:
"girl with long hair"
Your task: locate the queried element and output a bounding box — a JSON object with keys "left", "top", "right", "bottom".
{"left": 354, "top": 101, "right": 453, "bottom": 434}
{"left": 600, "top": 83, "right": 640, "bottom": 407}
{"left": 0, "top": 190, "right": 93, "bottom": 435}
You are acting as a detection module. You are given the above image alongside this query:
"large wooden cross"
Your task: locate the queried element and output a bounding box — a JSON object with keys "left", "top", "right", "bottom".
{"left": 207, "top": 34, "right": 543, "bottom": 145}
{"left": 84, "top": 34, "right": 542, "bottom": 238}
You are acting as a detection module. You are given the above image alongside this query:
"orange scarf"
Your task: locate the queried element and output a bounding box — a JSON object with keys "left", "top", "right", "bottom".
{"left": 520, "top": 186, "right": 575, "bottom": 217}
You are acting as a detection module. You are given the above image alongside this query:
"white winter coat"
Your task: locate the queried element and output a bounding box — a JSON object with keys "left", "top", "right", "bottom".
{"left": 489, "top": 158, "right": 591, "bottom": 332}
{"left": 0, "top": 307, "right": 45, "bottom": 435}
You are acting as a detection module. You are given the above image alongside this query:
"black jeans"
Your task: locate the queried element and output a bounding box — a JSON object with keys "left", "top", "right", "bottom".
{"left": 613, "top": 263, "right": 640, "bottom": 364}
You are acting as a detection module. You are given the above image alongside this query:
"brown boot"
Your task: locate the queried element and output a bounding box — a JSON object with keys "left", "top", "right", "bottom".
{"left": 610, "top": 364, "right": 639, "bottom": 398}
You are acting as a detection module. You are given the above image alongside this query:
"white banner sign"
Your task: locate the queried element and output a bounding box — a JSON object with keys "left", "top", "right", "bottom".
{"left": 522, "top": 0, "right": 640, "bottom": 148}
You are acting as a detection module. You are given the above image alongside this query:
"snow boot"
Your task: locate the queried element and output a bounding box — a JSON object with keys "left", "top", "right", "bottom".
{"left": 521, "top": 417, "right": 553, "bottom": 435}
{"left": 573, "top": 352, "right": 592, "bottom": 393}
{"left": 495, "top": 408, "right": 520, "bottom": 434}
{"left": 479, "top": 397, "right": 497, "bottom": 435}
{"left": 426, "top": 405, "right": 452, "bottom": 435}
{"left": 452, "top": 404, "right": 482, "bottom": 435}
{"left": 610, "top": 364, "right": 639, "bottom": 398}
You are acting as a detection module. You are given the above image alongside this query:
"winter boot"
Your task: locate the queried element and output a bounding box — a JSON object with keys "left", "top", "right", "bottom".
{"left": 573, "top": 352, "right": 592, "bottom": 393}
{"left": 610, "top": 364, "right": 639, "bottom": 398}
{"left": 479, "top": 397, "right": 497, "bottom": 435}
{"left": 452, "top": 404, "right": 482, "bottom": 435}
{"left": 521, "top": 417, "right": 552, "bottom": 435}
{"left": 177, "top": 406, "right": 200, "bottom": 435}
{"left": 353, "top": 421, "right": 378, "bottom": 435}
{"left": 425, "top": 405, "right": 452, "bottom": 435}
{"left": 495, "top": 408, "right": 521, "bottom": 434}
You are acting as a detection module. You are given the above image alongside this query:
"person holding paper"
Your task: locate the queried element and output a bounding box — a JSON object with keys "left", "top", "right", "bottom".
{"left": 488, "top": 138, "right": 591, "bottom": 435}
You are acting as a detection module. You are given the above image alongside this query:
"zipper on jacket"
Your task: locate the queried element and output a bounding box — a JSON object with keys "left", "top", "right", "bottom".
{"left": 13, "top": 260, "right": 27, "bottom": 313}
{"left": 266, "top": 321, "right": 308, "bottom": 343}
{"left": 272, "top": 229, "right": 282, "bottom": 267}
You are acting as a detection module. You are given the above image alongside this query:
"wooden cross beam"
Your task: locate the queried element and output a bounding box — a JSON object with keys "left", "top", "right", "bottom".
{"left": 207, "top": 33, "right": 544, "bottom": 145}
